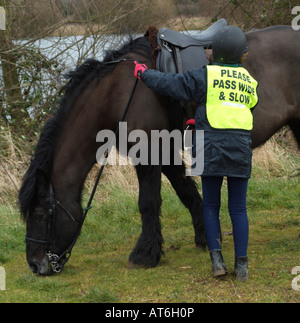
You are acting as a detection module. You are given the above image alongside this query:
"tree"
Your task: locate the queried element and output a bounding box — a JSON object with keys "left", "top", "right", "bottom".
{"left": 210, "top": 0, "right": 297, "bottom": 30}
{"left": 0, "top": 0, "right": 25, "bottom": 126}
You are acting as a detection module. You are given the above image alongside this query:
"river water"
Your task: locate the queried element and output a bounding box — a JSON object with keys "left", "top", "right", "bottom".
{"left": 18, "top": 29, "right": 203, "bottom": 71}
{"left": 19, "top": 33, "right": 132, "bottom": 71}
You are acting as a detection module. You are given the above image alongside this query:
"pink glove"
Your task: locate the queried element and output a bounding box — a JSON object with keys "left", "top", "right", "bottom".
{"left": 134, "top": 61, "right": 148, "bottom": 79}
{"left": 186, "top": 119, "right": 195, "bottom": 131}
{"left": 186, "top": 119, "right": 195, "bottom": 126}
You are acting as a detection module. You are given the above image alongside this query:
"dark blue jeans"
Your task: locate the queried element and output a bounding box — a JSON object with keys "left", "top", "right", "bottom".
{"left": 202, "top": 176, "right": 249, "bottom": 257}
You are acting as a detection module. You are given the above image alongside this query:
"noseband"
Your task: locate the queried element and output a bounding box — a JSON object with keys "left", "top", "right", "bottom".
{"left": 25, "top": 184, "right": 82, "bottom": 273}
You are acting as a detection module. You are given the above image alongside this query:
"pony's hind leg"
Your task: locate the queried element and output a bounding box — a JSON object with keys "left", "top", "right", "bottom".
{"left": 128, "top": 164, "right": 163, "bottom": 268}
{"left": 162, "top": 163, "right": 207, "bottom": 250}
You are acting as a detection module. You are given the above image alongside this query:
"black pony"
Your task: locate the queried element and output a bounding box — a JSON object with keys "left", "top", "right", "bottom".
{"left": 19, "top": 26, "right": 300, "bottom": 275}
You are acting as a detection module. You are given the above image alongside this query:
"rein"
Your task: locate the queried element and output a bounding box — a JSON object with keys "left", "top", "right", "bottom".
{"left": 26, "top": 58, "right": 140, "bottom": 273}
{"left": 102, "top": 57, "right": 135, "bottom": 65}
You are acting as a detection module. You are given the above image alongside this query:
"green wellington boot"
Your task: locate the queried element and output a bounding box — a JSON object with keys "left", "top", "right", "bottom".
{"left": 209, "top": 250, "right": 229, "bottom": 277}
{"left": 234, "top": 257, "right": 249, "bottom": 282}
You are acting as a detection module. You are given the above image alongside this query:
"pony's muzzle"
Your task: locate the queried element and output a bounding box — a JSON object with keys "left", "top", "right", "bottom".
{"left": 28, "top": 255, "right": 52, "bottom": 276}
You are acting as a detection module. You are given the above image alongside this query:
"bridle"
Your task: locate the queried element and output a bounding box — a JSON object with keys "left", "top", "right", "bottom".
{"left": 25, "top": 184, "right": 83, "bottom": 273}
{"left": 25, "top": 58, "right": 141, "bottom": 273}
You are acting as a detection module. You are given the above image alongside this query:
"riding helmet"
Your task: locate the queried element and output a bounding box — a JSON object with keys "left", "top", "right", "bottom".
{"left": 212, "top": 26, "right": 248, "bottom": 64}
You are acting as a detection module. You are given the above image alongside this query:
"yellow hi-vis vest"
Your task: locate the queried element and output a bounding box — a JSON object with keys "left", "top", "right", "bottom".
{"left": 206, "top": 65, "right": 258, "bottom": 130}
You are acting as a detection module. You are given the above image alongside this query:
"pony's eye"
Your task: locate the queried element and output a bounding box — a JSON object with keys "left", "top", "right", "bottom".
{"left": 33, "top": 207, "right": 46, "bottom": 219}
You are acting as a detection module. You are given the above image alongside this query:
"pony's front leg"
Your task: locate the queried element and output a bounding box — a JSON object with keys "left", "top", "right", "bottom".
{"left": 128, "top": 164, "right": 163, "bottom": 268}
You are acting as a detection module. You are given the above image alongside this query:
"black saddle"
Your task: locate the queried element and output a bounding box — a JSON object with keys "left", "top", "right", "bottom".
{"left": 156, "top": 19, "right": 227, "bottom": 74}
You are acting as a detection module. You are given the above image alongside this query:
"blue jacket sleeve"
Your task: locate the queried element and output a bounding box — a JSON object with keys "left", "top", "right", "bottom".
{"left": 141, "top": 68, "right": 207, "bottom": 105}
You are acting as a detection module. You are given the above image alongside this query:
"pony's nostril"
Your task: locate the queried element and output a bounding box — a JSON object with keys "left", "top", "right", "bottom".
{"left": 29, "top": 262, "right": 40, "bottom": 274}
{"left": 28, "top": 257, "right": 52, "bottom": 276}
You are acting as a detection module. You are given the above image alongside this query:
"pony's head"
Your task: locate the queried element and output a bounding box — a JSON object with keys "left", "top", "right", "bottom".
{"left": 18, "top": 112, "right": 83, "bottom": 275}
{"left": 19, "top": 165, "right": 82, "bottom": 275}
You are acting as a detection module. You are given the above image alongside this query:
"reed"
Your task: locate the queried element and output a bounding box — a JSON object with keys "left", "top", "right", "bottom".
{"left": 0, "top": 126, "right": 299, "bottom": 205}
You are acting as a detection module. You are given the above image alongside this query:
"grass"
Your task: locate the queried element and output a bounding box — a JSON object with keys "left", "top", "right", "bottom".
{"left": 0, "top": 129, "right": 299, "bottom": 303}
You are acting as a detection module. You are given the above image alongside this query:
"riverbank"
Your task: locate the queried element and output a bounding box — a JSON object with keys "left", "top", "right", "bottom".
{"left": 50, "top": 16, "right": 211, "bottom": 37}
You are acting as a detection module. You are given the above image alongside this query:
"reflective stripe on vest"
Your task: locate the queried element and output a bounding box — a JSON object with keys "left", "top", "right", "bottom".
{"left": 206, "top": 65, "right": 258, "bottom": 130}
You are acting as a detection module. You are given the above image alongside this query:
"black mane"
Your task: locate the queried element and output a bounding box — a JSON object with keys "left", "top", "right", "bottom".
{"left": 18, "top": 35, "right": 152, "bottom": 219}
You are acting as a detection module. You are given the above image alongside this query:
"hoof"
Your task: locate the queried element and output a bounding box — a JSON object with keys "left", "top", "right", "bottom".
{"left": 127, "top": 261, "right": 152, "bottom": 270}
{"left": 195, "top": 243, "right": 207, "bottom": 251}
